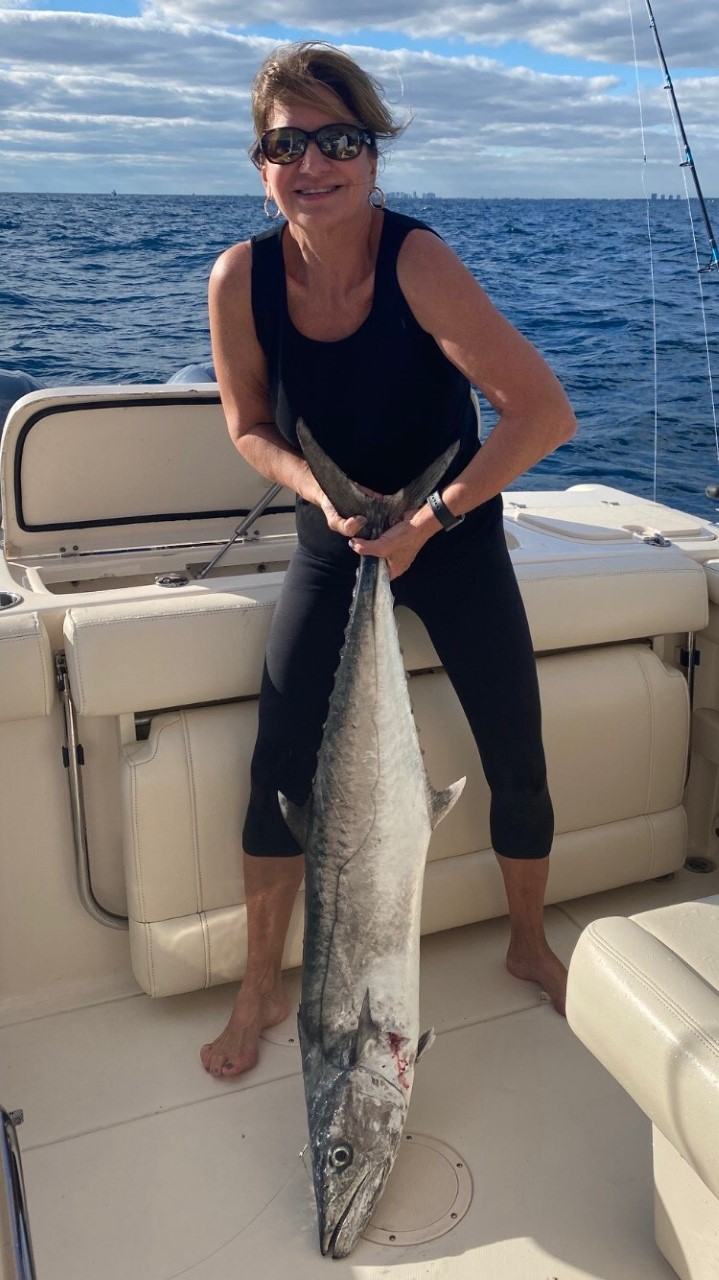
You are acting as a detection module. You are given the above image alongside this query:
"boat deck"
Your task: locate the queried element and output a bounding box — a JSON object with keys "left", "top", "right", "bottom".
{"left": 4, "top": 861, "right": 718, "bottom": 1279}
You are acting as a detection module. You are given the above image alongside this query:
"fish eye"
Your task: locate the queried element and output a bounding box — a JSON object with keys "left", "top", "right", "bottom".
{"left": 329, "top": 1143, "right": 354, "bottom": 1170}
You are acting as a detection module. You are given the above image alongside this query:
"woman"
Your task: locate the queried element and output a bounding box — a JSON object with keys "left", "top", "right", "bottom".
{"left": 201, "top": 42, "right": 576, "bottom": 1080}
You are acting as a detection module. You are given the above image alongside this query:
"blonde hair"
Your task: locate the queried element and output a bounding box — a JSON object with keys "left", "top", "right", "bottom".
{"left": 250, "top": 42, "right": 406, "bottom": 165}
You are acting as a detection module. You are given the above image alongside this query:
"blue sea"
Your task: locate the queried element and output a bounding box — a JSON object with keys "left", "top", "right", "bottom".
{"left": 2, "top": 192, "right": 719, "bottom": 521}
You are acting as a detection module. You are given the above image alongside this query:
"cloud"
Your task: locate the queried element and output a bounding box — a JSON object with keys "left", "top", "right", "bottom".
{"left": 0, "top": 8, "right": 716, "bottom": 196}
{"left": 143, "top": 0, "right": 719, "bottom": 69}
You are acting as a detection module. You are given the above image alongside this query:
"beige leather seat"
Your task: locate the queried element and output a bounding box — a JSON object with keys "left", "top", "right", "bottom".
{"left": 567, "top": 897, "right": 719, "bottom": 1280}
{"left": 61, "top": 547, "right": 705, "bottom": 997}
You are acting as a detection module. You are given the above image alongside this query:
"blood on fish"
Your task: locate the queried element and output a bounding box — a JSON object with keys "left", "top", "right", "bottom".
{"left": 387, "top": 1032, "right": 411, "bottom": 1089}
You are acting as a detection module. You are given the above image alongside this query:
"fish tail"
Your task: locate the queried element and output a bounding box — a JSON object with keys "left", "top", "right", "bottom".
{"left": 297, "top": 419, "right": 378, "bottom": 525}
{"left": 389, "top": 439, "right": 460, "bottom": 515}
{"left": 296, "top": 419, "right": 460, "bottom": 532}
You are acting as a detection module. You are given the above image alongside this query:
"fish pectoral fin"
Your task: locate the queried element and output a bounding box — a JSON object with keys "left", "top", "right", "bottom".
{"left": 417, "top": 1028, "right": 436, "bottom": 1061}
{"left": 429, "top": 777, "right": 466, "bottom": 829}
{"left": 278, "top": 792, "right": 311, "bottom": 847}
{"left": 352, "top": 989, "right": 382, "bottom": 1065}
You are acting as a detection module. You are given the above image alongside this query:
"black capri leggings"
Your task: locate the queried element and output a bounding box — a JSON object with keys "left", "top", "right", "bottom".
{"left": 243, "top": 504, "right": 554, "bottom": 860}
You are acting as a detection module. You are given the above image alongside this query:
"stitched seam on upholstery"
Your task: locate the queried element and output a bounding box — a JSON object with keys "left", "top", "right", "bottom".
{"left": 125, "top": 750, "right": 147, "bottom": 926}
{"left": 588, "top": 925, "right": 719, "bottom": 1060}
{"left": 181, "top": 711, "right": 203, "bottom": 915}
{"left": 68, "top": 617, "right": 87, "bottom": 714}
{"left": 145, "top": 923, "right": 156, "bottom": 996}
{"left": 125, "top": 716, "right": 181, "bottom": 766}
{"left": 201, "top": 911, "right": 212, "bottom": 988}
{"left": 676, "top": 675, "right": 691, "bottom": 807}
{"left": 630, "top": 647, "right": 656, "bottom": 814}
{"left": 125, "top": 753, "right": 156, "bottom": 992}
{"left": 642, "top": 813, "right": 655, "bottom": 878}
{"left": 35, "top": 626, "right": 51, "bottom": 715}
{"left": 70, "top": 601, "right": 277, "bottom": 629}
{"left": 520, "top": 567, "right": 702, "bottom": 584}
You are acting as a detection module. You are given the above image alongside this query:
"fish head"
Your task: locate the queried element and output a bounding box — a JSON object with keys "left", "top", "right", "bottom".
{"left": 308, "top": 1063, "right": 406, "bottom": 1258}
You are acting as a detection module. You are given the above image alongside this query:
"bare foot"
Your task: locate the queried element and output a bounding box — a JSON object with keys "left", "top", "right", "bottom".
{"left": 200, "top": 981, "right": 291, "bottom": 1079}
{"left": 506, "top": 939, "right": 567, "bottom": 1016}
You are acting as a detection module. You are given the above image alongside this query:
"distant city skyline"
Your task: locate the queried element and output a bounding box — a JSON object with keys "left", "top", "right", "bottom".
{"left": 1, "top": 3, "right": 718, "bottom": 199}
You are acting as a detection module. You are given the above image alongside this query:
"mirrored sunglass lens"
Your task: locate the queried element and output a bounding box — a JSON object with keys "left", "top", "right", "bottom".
{"left": 263, "top": 129, "right": 305, "bottom": 163}
{"left": 317, "top": 128, "right": 362, "bottom": 158}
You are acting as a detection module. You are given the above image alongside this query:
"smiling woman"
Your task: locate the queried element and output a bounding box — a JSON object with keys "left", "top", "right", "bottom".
{"left": 248, "top": 42, "right": 404, "bottom": 227}
{"left": 202, "top": 37, "right": 576, "bottom": 1258}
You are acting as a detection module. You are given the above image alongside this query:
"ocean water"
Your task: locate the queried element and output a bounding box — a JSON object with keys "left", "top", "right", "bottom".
{"left": 2, "top": 191, "right": 719, "bottom": 521}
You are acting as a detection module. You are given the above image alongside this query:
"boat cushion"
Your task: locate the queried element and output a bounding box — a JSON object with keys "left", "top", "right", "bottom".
{"left": 511, "top": 550, "right": 706, "bottom": 653}
{"left": 703, "top": 559, "right": 719, "bottom": 605}
{"left": 0, "top": 611, "right": 55, "bottom": 722}
{"left": 121, "top": 644, "right": 690, "bottom": 995}
{"left": 64, "top": 591, "right": 278, "bottom": 716}
{"left": 63, "top": 548, "right": 707, "bottom": 716}
{"left": 566, "top": 897, "right": 719, "bottom": 1203}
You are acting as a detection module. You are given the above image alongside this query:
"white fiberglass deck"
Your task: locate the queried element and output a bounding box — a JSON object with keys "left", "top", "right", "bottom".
{"left": 4, "top": 864, "right": 717, "bottom": 1280}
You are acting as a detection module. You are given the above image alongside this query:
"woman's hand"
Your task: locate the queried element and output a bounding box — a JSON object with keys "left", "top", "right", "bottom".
{"left": 349, "top": 509, "right": 435, "bottom": 580}
{"left": 318, "top": 492, "right": 366, "bottom": 539}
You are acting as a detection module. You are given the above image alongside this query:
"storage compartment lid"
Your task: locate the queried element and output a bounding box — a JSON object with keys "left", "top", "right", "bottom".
{"left": 0, "top": 387, "right": 296, "bottom": 559}
{"left": 507, "top": 485, "right": 719, "bottom": 557}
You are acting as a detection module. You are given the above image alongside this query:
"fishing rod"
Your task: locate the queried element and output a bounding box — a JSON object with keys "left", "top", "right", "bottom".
{"left": 643, "top": 0, "right": 719, "bottom": 273}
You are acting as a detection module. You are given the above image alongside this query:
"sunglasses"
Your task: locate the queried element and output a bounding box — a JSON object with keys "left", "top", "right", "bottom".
{"left": 254, "top": 124, "right": 374, "bottom": 167}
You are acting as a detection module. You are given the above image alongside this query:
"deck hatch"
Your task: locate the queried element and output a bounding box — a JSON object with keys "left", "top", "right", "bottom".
{"left": 361, "top": 1133, "right": 473, "bottom": 1247}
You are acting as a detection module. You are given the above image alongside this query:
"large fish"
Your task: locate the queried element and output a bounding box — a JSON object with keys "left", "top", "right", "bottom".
{"left": 280, "top": 421, "right": 466, "bottom": 1259}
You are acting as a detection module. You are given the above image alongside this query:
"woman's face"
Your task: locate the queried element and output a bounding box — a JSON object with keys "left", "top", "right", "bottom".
{"left": 259, "top": 93, "right": 377, "bottom": 229}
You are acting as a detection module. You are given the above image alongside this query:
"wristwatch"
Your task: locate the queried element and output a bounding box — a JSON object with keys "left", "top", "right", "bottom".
{"left": 426, "top": 489, "right": 465, "bottom": 531}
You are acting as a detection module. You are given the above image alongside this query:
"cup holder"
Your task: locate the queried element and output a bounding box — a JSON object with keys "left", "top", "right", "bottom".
{"left": 0, "top": 591, "right": 22, "bottom": 610}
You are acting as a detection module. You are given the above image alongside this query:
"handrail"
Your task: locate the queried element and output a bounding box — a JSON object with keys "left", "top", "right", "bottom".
{"left": 0, "top": 1108, "right": 37, "bottom": 1280}
{"left": 55, "top": 654, "right": 129, "bottom": 931}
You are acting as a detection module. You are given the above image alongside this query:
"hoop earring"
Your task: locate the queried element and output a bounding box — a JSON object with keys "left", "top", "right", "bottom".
{"left": 263, "top": 195, "right": 281, "bottom": 220}
{"left": 368, "top": 185, "right": 386, "bottom": 209}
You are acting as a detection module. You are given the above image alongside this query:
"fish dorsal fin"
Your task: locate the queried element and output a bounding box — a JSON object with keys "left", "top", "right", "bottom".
{"left": 417, "top": 1028, "right": 436, "bottom": 1061}
{"left": 352, "top": 989, "right": 381, "bottom": 1065}
{"left": 278, "top": 792, "right": 311, "bottom": 848}
{"left": 429, "top": 777, "right": 466, "bottom": 830}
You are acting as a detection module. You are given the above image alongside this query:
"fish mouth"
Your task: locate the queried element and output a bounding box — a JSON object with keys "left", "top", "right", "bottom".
{"left": 320, "top": 1170, "right": 372, "bottom": 1259}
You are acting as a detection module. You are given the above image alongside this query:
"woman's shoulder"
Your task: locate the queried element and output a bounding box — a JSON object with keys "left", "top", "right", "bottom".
{"left": 382, "top": 208, "right": 449, "bottom": 271}
{"left": 209, "top": 238, "right": 253, "bottom": 294}
{"left": 391, "top": 211, "right": 461, "bottom": 283}
{"left": 383, "top": 207, "right": 436, "bottom": 237}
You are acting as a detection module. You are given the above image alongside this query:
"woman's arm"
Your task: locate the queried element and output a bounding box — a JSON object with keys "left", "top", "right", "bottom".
{"left": 209, "top": 243, "right": 364, "bottom": 539}
{"left": 351, "top": 229, "right": 577, "bottom": 576}
{"left": 399, "top": 229, "right": 576, "bottom": 525}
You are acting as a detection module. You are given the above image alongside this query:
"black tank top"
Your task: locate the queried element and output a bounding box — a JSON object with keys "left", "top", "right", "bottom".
{"left": 250, "top": 208, "right": 500, "bottom": 553}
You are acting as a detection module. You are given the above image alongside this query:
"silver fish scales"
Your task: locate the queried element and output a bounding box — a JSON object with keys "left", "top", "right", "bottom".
{"left": 280, "top": 421, "right": 465, "bottom": 1258}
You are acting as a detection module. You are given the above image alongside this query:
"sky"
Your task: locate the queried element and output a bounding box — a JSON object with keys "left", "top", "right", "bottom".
{"left": 1, "top": 1, "right": 718, "bottom": 198}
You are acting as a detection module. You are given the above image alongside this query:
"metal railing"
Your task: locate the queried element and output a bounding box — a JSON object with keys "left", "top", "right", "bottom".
{"left": 55, "top": 654, "right": 128, "bottom": 931}
{"left": 0, "top": 1108, "right": 37, "bottom": 1279}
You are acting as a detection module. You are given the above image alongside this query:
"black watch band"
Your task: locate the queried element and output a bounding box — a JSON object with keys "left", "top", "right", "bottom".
{"left": 426, "top": 489, "right": 465, "bottom": 531}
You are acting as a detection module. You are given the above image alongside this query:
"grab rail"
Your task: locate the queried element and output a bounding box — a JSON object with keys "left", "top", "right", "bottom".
{"left": 0, "top": 1108, "right": 37, "bottom": 1280}
{"left": 55, "top": 654, "right": 129, "bottom": 931}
